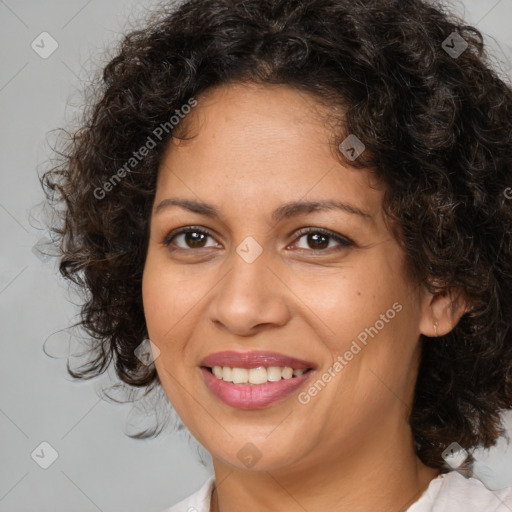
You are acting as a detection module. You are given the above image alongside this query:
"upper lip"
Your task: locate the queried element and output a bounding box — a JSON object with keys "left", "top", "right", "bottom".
{"left": 200, "top": 351, "right": 315, "bottom": 369}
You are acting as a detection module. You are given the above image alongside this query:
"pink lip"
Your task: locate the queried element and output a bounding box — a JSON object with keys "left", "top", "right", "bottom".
{"left": 200, "top": 367, "right": 314, "bottom": 409}
{"left": 199, "top": 350, "right": 315, "bottom": 369}
{"left": 199, "top": 351, "right": 316, "bottom": 409}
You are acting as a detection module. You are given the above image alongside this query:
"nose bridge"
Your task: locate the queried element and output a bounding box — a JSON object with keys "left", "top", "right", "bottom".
{"left": 210, "top": 237, "right": 290, "bottom": 334}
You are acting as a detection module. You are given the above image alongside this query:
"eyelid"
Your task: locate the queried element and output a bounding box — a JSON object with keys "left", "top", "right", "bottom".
{"left": 291, "top": 227, "right": 354, "bottom": 250}
{"left": 162, "top": 225, "right": 221, "bottom": 247}
{"left": 162, "top": 225, "right": 354, "bottom": 252}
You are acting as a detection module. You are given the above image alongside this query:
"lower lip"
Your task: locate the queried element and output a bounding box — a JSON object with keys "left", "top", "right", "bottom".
{"left": 201, "top": 367, "right": 313, "bottom": 409}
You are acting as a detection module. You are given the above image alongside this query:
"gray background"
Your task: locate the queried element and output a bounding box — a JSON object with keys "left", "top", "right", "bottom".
{"left": 1, "top": 1, "right": 512, "bottom": 511}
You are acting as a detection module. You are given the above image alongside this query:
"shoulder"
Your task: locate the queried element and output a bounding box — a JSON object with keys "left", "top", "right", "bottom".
{"left": 407, "top": 471, "right": 512, "bottom": 512}
{"left": 160, "top": 476, "right": 215, "bottom": 512}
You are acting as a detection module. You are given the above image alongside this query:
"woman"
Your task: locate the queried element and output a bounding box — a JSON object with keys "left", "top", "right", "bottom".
{"left": 42, "top": 0, "right": 512, "bottom": 510}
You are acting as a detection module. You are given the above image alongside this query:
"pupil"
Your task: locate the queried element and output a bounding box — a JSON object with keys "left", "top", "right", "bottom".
{"left": 186, "top": 231, "right": 206, "bottom": 248}
{"left": 183, "top": 232, "right": 330, "bottom": 249}
{"left": 309, "top": 233, "right": 328, "bottom": 250}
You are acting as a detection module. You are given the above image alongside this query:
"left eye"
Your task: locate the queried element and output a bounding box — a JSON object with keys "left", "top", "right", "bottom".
{"left": 163, "top": 226, "right": 353, "bottom": 252}
{"left": 291, "top": 228, "right": 353, "bottom": 252}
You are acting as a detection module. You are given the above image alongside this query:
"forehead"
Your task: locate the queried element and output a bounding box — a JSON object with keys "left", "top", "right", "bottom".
{"left": 168, "top": 82, "right": 338, "bottom": 162}
{"left": 155, "top": 82, "right": 384, "bottom": 219}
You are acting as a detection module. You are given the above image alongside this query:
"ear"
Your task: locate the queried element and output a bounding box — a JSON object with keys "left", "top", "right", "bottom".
{"left": 419, "top": 286, "right": 470, "bottom": 337}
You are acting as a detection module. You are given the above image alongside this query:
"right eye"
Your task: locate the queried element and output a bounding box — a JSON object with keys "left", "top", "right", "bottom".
{"left": 163, "top": 226, "right": 221, "bottom": 250}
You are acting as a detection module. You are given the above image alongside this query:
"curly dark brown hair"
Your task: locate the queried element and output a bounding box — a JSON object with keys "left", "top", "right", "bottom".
{"left": 41, "top": 0, "right": 512, "bottom": 469}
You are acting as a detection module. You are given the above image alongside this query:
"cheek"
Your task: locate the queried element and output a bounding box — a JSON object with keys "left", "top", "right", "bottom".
{"left": 142, "top": 269, "right": 167, "bottom": 340}
{"left": 142, "top": 259, "right": 196, "bottom": 408}
{"left": 292, "top": 260, "right": 402, "bottom": 346}
{"left": 298, "top": 254, "right": 419, "bottom": 392}
{"left": 141, "top": 254, "right": 220, "bottom": 375}
{"left": 142, "top": 253, "right": 196, "bottom": 339}
{"left": 142, "top": 255, "right": 184, "bottom": 344}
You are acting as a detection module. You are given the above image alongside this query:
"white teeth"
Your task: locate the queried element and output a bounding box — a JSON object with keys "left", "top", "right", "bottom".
{"left": 222, "top": 366, "right": 233, "bottom": 382}
{"left": 282, "top": 367, "right": 293, "bottom": 379}
{"left": 210, "top": 365, "right": 308, "bottom": 384}
{"left": 212, "top": 366, "right": 223, "bottom": 379}
{"left": 232, "top": 368, "right": 248, "bottom": 384}
{"left": 267, "top": 366, "right": 283, "bottom": 382}
{"left": 249, "top": 367, "right": 268, "bottom": 384}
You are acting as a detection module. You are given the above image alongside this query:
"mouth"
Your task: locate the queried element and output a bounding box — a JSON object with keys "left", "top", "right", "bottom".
{"left": 202, "top": 365, "right": 314, "bottom": 385}
{"left": 198, "top": 351, "right": 316, "bottom": 409}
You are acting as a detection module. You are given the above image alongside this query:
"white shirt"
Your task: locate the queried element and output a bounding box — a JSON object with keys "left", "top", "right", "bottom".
{"left": 162, "top": 471, "right": 512, "bottom": 512}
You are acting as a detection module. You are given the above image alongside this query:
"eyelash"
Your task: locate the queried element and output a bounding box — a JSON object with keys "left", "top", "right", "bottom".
{"left": 162, "top": 226, "right": 354, "bottom": 254}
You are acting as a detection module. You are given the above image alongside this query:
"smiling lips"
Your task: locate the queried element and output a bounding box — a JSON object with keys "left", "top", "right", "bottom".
{"left": 200, "top": 350, "right": 316, "bottom": 409}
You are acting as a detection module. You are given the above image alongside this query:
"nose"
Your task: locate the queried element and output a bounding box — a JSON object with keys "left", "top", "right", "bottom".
{"left": 209, "top": 246, "right": 292, "bottom": 337}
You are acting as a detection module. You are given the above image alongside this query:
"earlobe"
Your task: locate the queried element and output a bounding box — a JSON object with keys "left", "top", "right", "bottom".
{"left": 419, "top": 287, "right": 470, "bottom": 338}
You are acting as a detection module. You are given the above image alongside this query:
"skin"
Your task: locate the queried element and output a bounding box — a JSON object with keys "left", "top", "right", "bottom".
{"left": 142, "top": 82, "right": 467, "bottom": 512}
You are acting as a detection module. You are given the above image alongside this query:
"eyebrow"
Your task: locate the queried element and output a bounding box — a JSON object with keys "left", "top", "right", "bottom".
{"left": 154, "top": 197, "right": 372, "bottom": 222}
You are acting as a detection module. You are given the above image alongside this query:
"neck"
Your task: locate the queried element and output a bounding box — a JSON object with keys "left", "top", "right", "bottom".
{"left": 209, "top": 430, "right": 440, "bottom": 512}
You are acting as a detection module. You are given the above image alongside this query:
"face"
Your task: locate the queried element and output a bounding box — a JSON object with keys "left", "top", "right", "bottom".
{"left": 142, "top": 82, "right": 429, "bottom": 474}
